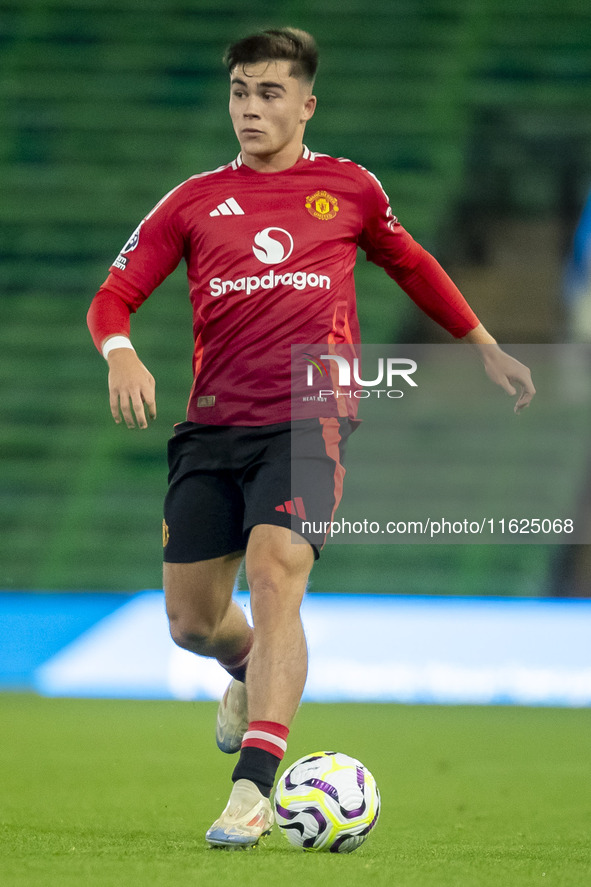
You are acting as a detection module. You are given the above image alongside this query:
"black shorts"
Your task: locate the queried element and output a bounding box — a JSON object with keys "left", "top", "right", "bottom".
{"left": 163, "top": 418, "right": 357, "bottom": 563}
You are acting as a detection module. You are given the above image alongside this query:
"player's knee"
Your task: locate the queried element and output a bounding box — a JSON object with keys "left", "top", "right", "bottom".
{"left": 247, "top": 563, "right": 306, "bottom": 614}
{"left": 247, "top": 525, "right": 313, "bottom": 584}
{"left": 167, "top": 611, "right": 220, "bottom": 655}
{"left": 248, "top": 554, "right": 288, "bottom": 593}
{"left": 248, "top": 545, "right": 311, "bottom": 594}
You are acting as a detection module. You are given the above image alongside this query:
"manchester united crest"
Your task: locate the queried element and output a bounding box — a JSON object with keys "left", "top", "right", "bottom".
{"left": 305, "top": 190, "right": 339, "bottom": 220}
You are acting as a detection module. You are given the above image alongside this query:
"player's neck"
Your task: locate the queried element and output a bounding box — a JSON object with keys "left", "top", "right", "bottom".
{"left": 240, "top": 143, "right": 304, "bottom": 173}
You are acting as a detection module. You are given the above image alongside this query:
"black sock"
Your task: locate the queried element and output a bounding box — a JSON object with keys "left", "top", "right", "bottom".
{"left": 232, "top": 746, "right": 281, "bottom": 798}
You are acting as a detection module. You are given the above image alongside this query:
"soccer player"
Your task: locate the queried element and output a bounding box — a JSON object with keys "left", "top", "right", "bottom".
{"left": 87, "top": 28, "right": 535, "bottom": 848}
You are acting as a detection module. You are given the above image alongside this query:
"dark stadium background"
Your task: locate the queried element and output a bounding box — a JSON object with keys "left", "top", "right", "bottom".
{"left": 1, "top": 0, "right": 590, "bottom": 598}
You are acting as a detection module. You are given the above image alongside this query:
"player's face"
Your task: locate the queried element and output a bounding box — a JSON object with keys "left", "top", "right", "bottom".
{"left": 229, "top": 60, "right": 316, "bottom": 171}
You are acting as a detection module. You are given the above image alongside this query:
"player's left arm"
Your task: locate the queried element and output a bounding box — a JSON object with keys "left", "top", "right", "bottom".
{"left": 365, "top": 228, "right": 537, "bottom": 413}
{"left": 356, "top": 168, "right": 536, "bottom": 413}
{"left": 460, "top": 323, "right": 535, "bottom": 414}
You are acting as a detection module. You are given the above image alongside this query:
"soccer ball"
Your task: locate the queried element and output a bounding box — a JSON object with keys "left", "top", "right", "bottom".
{"left": 274, "top": 751, "right": 380, "bottom": 853}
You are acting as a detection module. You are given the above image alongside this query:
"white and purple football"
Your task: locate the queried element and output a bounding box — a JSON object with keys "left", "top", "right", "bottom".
{"left": 274, "top": 750, "right": 380, "bottom": 853}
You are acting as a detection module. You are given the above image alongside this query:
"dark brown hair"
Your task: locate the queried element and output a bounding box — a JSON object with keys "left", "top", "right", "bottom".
{"left": 224, "top": 28, "right": 319, "bottom": 84}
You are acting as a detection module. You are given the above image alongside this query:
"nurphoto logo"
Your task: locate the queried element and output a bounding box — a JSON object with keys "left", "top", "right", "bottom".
{"left": 305, "top": 353, "right": 418, "bottom": 399}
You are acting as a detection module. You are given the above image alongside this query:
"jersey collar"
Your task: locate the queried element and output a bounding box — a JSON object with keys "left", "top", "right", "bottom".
{"left": 232, "top": 145, "right": 315, "bottom": 172}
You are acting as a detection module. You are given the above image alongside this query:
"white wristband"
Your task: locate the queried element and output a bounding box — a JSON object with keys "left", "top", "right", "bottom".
{"left": 102, "top": 335, "right": 135, "bottom": 360}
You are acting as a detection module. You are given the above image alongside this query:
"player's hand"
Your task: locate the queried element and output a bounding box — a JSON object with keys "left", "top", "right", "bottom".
{"left": 461, "top": 324, "right": 536, "bottom": 414}
{"left": 479, "top": 345, "right": 536, "bottom": 414}
{"left": 107, "top": 348, "right": 157, "bottom": 429}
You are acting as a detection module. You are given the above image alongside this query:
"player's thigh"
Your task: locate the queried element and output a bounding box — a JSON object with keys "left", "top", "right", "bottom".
{"left": 164, "top": 421, "right": 249, "bottom": 562}
{"left": 164, "top": 552, "right": 244, "bottom": 640}
{"left": 245, "top": 523, "right": 314, "bottom": 622}
{"left": 243, "top": 417, "right": 356, "bottom": 557}
{"left": 163, "top": 461, "right": 247, "bottom": 637}
{"left": 164, "top": 468, "right": 246, "bottom": 563}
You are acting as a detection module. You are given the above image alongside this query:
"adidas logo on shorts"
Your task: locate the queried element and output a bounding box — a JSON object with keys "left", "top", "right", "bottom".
{"left": 275, "top": 498, "right": 307, "bottom": 519}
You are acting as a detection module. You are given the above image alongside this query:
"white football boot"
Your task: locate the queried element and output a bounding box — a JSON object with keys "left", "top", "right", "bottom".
{"left": 205, "top": 779, "right": 274, "bottom": 848}
{"left": 216, "top": 678, "right": 249, "bottom": 754}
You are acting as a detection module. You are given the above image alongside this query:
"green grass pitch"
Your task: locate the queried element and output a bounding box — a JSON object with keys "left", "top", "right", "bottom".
{"left": 1, "top": 695, "right": 590, "bottom": 887}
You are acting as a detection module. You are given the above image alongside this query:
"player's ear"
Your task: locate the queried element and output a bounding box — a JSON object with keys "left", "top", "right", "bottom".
{"left": 301, "top": 94, "right": 317, "bottom": 123}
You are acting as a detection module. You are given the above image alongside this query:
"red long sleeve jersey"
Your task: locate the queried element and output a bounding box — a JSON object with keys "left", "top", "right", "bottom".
{"left": 88, "top": 148, "right": 479, "bottom": 425}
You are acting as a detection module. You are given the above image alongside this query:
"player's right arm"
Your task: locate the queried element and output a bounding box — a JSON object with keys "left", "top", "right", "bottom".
{"left": 87, "top": 179, "right": 188, "bottom": 428}
{"left": 87, "top": 289, "right": 157, "bottom": 430}
{"left": 104, "top": 339, "right": 156, "bottom": 429}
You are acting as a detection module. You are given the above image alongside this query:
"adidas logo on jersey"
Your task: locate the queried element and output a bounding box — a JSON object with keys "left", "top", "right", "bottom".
{"left": 209, "top": 197, "right": 245, "bottom": 217}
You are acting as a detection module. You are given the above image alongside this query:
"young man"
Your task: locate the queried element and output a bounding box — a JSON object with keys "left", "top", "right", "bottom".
{"left": 87, "top": 28, "right": 535, "bottom": 848}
